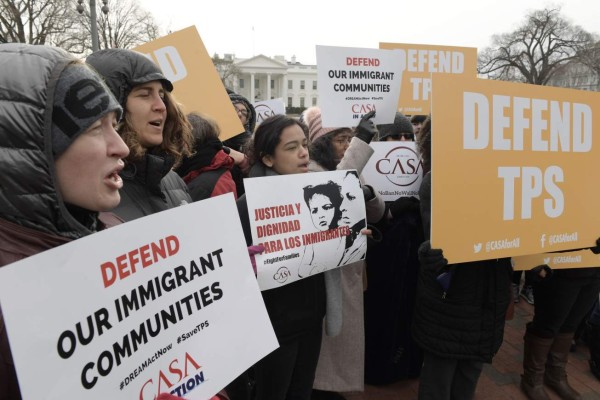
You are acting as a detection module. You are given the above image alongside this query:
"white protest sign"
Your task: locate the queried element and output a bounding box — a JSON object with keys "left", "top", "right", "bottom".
{"left": 253, "top": 98, "right": 286, "bottom": 126}
{"left": 362, "top": 142, "right": 423, "bottom": 201}
{"left": 0, "top": 194, "right": 277, "bottom": 400}
{"left": 316, "top": 45, "right": 404, "bottom": 127}
{"left": 244, "top": 170, "right": 367, "bottom": 291}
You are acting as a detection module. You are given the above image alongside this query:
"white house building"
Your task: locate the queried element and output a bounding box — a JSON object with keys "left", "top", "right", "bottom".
{"left": 226, "top": 54, "right": 319, "bottom": 109}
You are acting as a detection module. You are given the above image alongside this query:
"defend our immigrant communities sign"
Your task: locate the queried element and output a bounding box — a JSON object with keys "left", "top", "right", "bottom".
{"left": 253, "top": 98, "right": 286, "bottom": 126}
{"left": 133, "top": 26, "right": 244, "bottom": 141}
{"left": 512, "top": 250, "right": 600, "bottom": 271}
{"left": 0, "top": 194, "right": 278, "bottom": 400}
{"left": 316, "top": 45, "right": 404, "bottom": 127}
{"left": 431, "top": 74, "right": 600, "bottom": 264}
{"left": 244, "top": 170, "right": 367, "bottom": 291}
{"left": 362, "top": 142, "right": 423, "bottom": 201}
{"left": 379, "top": 42, "right": 478, "bottom": 115}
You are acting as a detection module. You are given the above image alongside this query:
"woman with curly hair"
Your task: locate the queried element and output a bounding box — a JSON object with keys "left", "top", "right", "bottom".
{"left": 87, "top": 49, "right": 193, "bottom": 221}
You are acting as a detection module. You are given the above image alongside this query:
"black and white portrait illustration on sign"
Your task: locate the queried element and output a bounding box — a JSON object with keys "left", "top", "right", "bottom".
{"left": 298, "top": 180, "right": 346, "bottom": 277}
{"left": 245, "top": 169, "right": 366, "bottom": 290}
{"left": 337, "top": 170, "right": 368, "bottom": 265}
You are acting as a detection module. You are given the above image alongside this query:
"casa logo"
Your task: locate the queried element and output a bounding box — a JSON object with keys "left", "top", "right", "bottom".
{"left": 139, "top": 352, "right": 206, "bottom": 399}
{"left": 350, "top": 104, "right": 376, "bottom": 114}
{"left": 273, "top": 266, "right": 291, "bottom": 284}
{"left": 375, "top": 146, "right": 422, "bottom": 187}
{"left": 255, "top": 104, "right": 276, "bottom": 124}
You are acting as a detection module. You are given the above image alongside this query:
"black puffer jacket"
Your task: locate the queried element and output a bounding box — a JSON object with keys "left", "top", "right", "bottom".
{"left": 412, "top": 172, "right": 512, "bottom": 362}
{"left": 112, "top": 152, "right": 192, "bottom": 221}
{"left": 0, "top": 43, "right": 96, "bottom": 240}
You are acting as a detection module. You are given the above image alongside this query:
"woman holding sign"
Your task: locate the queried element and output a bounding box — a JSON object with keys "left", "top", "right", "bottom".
{"left": 236, "top": 114, "right": 326, "bottom": 400}
{"left": 302, "top": 106, "right": 385, "bottom": 398}
{"left": 413, "top": 116, "right": 513, "bottom": 400}
{"left": 236, "top": 110, "right": 382, "bottom": 400}
{"left": 0, "top": 44, "right": 226, "bottom": 400}
{"left": 0, "top": 43, "right": 130, "bottom": 400}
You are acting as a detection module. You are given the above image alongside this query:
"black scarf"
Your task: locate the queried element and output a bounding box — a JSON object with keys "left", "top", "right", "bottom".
{"left": 175, "top": 138, "right": 223, "bottom": 177}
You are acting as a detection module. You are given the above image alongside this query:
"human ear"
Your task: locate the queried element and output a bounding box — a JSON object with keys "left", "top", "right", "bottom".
{"left": 262, "top": 154, "right": 274, "bottom": 167}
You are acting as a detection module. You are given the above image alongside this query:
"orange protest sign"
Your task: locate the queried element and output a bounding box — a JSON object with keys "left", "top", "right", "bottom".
{"left": 512, "top": 250, "right": 600, "bottom": 271}
{"left": 379, "top": 42, "right": 477, "bottom": 115}
{"left": 134, "top": 26, "right": 243, "bottom": 141}
{"left": 431, "top": 74, "right": 600, "bottom": 263}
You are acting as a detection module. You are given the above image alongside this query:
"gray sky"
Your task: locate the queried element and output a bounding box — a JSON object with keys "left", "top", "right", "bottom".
{"left": 141, "top": 0, "right": 598, "bottom": 64}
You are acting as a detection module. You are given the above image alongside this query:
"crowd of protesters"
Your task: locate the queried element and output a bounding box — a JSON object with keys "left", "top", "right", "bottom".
{"left": 1, "top": 42, "right": 600, "bottom": 400}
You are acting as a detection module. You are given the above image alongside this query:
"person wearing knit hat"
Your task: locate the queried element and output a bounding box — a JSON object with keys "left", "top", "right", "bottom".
{"left": 223, "top": 90, "right": 257, "bottom": 198}
{"left": 52, "top": 63, "right": 122, "bottom": 157}
{"left": 377, "top": 112, "right": 415, "bottom": 142}
{"left": 302, "top": 106, "right": 362, "bottom": 170}
{"left": 0, "top": 43, "right": 130, "bottom": 399}
{"left": 303, "top": 106, "right": 350, "bottom": 144}
{"left": 410, "top": 114, "right": 427, "bottom": 137}
{"left": 225, "top": 90, "right": 256, "bottom": 151}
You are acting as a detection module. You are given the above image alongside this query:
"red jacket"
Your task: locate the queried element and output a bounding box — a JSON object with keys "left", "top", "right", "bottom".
{"left": 182, "top": 150, "right": 238, "bottom": 201}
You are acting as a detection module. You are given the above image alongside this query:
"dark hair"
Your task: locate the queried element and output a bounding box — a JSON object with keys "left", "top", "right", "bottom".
{"left": 345, "top": 170, "right": 359, "bottom": 180}
{"left": 309, "top": 128, "right": 352, "bottom": 171}
{"left": 416, "top": 115, "right": 431, "bottom": 173}
{"left": 410, "top": 114, "right": 427, "bottom": 124}
{"left": 187, "top": 112, "right": 220, "bottom": 145}
{"left": 303, "top": 180, "right": 343, "bottom": 229}
{"left": 246, "top": 114, "right": 304, "bottom": 167}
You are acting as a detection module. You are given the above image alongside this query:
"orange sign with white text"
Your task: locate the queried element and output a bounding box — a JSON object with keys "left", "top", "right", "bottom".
{"left": 134, "top": 26, "right": 243, "bottom": 141}
{"left": 512, "top": 250, "right": 600, "bottom": 271}
{"left": 431, "top": 74, "right": 600, "bottom": 264}
{"left": 379, "top": 42, "right": 477, "bottom": 115}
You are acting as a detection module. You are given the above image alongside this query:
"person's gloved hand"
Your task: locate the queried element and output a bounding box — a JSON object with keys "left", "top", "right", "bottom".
{"left": 591, "top": 237, "right": 600, "bottom": 254}
{"left": 354, "top": 110, "right": 377, "bottom": 144}
{"left": 418, "top": 240, "right": 448, "bottom": 274}
{"left": 528, "top": 264, "right": 553, "bottom": 285}
{"left": 362, "top": 185, "right": 375, "bottom": 202}
{"left": 248, "top": 245, "right": 265, "bottom": 275}
{"left": 389, "top": 196, "right": 420, "bottom": 218}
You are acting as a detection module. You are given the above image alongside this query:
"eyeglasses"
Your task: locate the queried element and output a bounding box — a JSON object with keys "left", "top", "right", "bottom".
{"left": 333, "top": 136, "right": 353, "bottom": 145}
{"left": 235, "top": 107, "right": 249, "bottom": 117}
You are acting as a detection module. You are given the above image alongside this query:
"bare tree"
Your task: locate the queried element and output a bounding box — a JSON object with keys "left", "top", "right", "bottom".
{"left": 0, "top": 0, "right": 78, "bottom": 46}
{"left": 72, "top": 0, "right": 160, "bottom": 53}
{"left": 478, "top": 7, "right": 593, "bottom": 85}
{"left": 0, "top": 0, "right": 160, "bottom": 54}
{"left": 576, "top": 37, "right": 600, "bottom": 88}
{"left": 212, "top": 53, "right": 240, "bottom": 89}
